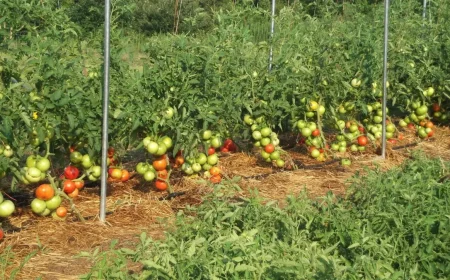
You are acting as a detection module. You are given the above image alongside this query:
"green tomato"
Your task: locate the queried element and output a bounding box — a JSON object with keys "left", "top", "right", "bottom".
{"left": 155, "top": 142, "right": 168, "bottom": 156}
{"left": 350, "top": 144, "right": 358, "bottom": 152}
{"left": 0, "top": 200, "right": 15, "bottom": 218}
{"left": 192, "top": 163, "right": 202, "bottom": 173}
{"left": 252, "top": 131, "right": 262, "bottom": 140}
{"left": 142, "top": 136, "right": 152, "bottom": 147}
{"left": 310, "top": 149, "right": 320, "bottom": 158}
{"left": 3, "top": 146, "right": 13, "bottom": 158}
{"left": 270, "top": 151, "right": 281, "bottom": 160}
{"left": 211, "top": 137, "right": 222, "bottom": 149}
{"left": 260, "top": 150, "right": 271, "bottom": 159}
{"left": 341, "top": 159, "right": 351, "bottom": 166}
{"left": 26, "top": 155, "right": 38, "bottom": 168}
{"left": 202, "top": 163, "right": 212, "bottom": 171}
{"left": 70, "top": 151, "right": 83, "bottom": 164}
{"left": 202, "top": 130, "right": 212, "bottom": 140}
{"left": 338, "top": 146, "right": 347, "bottom": 153}
{"left": 253, "top": 141, "right": 261, "bottom": 147}
{"left": 317, "top": 105, "right": 326, "bottom": 116}
{"left": 331, "top": 143, "right": 340, "bottom": 151}
{"left": 196, "top": 153, "right": 207, "bottom": 165}
{"left": 36, "top": 157, "right": 51, "bottom": 172}
{"left": 260, "top": 137, "right": 271, "bottom": 147}
{"left": 146, "top": 141, "right": 159, "bottom": 154}
{"left": 91, "top": 166, "right": 102, "bottom": 178}
{"left": 305, "top": 111, "right": 315, "bottom": 118}
{"left": 275, "top": 159, "right": 285, "bottom": 168}
{"left": 296, "top": 120, "right": 307, "bottom": 129}
{"left": 415, "top": 105, "right": 428, "bottom": 116}
{"left": 31, "top": 198, "right": 47, "bottom": 214}
{"left": 207, "top": 154, "right": 219, "bottom": 166}
{"left": 308, "top": 122, "right": 317, "bottom": 131}
{"left": 45, "top": 195, "right": 62, "bottom": 210}
{"left": 26, "top": 167, "right": 42, "bottom": 183}
{"left": 81, "top": 155, "right": 93, "bottom": 169}
{"left": 136, "top": 162, "right": 149, "bottom": 175}
{"left": 163, "top": 107, "right": 175, "bottom": 119}
{"left": 386, "top": 124, "right": 396, "bottom": 133}
{"left": 160, "top": 136, "right": 173, "bottom": 150}
{"left": 143, "top": 170, "right": 156, "bottom": 181}
{"left": 301, "top": 127, "right": 312, "bottom": 137}
{"left": 244, "top": 115, "right": 254, "bottom": 125}
{"left": 260, "top": 127, "right": 272, "bottom": 137}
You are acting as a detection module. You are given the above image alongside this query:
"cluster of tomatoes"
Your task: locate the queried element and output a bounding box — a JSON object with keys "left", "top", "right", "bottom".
{"left": 332, "top": 120, "right": 368, "bottom": 153}
{"left": 297, "top": 120, "right": 326, "bottom": 161}
{"left": 19, "top": 155, "right": 51, "bottom": 185}
{"left": 68, "top": 151, "right": 103, "bottom": 181}
{"left": 244, "top": 115, "right": 285, "bottom": 167}
{"left": 60, "top": 166, "right": 85, "bottom": 198}
{"left": 136, "top": 135, "right": 174, "bottom": 191}
{"left": 431, "top": 102, "right": 449, "bottom": 123}
{"left": 399, "top": 100, "right": 435, "bottom": 139}
{"left": 31, "top": 184, "right": 67, "bottom": 219}
{"left": 176, "top": 130, "right": 224, "bottom": 183}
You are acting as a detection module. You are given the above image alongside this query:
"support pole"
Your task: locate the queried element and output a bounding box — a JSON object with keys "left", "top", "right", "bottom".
{"left": 268, "top": 0, "right": 275, "bottom": 71}
{"left": 381, "top": 0, "right": 390, "bottom": 159}
{"left": 100, "top": 0, "right": 111, "bottom": 222}
{"left": 422, "top": 0, "right": 428, "bottom": 20}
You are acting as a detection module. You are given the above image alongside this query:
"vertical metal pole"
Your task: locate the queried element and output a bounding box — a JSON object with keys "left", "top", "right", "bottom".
{"left": 100, "top": 0, "right": 111, "bottom": 222}
{"left": 381, "top": 0, "right": 390, "bottom": 159}
{"left": 422, "top": 0, "right": 428, "bottom": 20}
{"left": 268, "top": 0, "right": 276, "bottom": 71}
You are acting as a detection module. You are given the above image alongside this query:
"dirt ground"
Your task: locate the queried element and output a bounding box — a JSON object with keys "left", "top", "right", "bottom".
{"left": 1, "top": 126, "right": 450, "bottom": 279}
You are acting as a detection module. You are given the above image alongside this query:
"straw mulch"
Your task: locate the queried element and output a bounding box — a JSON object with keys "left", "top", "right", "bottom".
{"left": 1, "top": 126, "right": 450, "bottom": 279}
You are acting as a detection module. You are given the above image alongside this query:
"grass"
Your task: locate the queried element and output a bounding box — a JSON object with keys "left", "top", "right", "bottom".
{"left": 78, "top": 152, "right": 450, "bottom": 279}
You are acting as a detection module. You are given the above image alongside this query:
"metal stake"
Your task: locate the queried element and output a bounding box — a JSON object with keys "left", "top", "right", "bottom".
{"left": 381, "top": 0, "right": 390, "bottom": 159}
{"left": 100, "top": 0, "right": 111, "bottom": 222}
{"left": 423, "top": 0, "right": 428, "bottom": 20}
{"left": 268, "top": 0, "right": 276, "bottom": 71}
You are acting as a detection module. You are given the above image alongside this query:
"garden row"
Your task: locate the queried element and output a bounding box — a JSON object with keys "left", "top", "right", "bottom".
{"left": 1, "top": 0, "right": 450, "bottom": 233}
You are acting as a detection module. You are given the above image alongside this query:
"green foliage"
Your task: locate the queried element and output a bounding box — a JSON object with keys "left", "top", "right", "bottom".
{"left": 82, "top": 153, "right": 450, "bottom": 279}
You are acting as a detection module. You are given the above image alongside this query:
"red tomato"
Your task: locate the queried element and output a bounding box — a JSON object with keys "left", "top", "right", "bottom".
{"left": 432, "top": 103, "right": 440, "bottom": 112}
{"left": 387, "top": 139, "right": 397, "bottom": 144}
{"left": 108, "top": 147, "right": 115, "bottom": 157}
{"left": 56, "top": 206, "right": 68, "bottom": 218}
{"left": 110, "top": 168, "right": 123, "bottom": 180}
{"left": 357, "top": 136, "right": 368, "bottom": 146}
{"left": 208, "top": 147, "right": 216, "bottom": 155}
{"left": 74, "top": 180, "right": 85, "bottom": 189}
{"left": 153, "top": 157, "right": 168, "bottom": 171}
{"left": 264, "top": 143, "right": 275, "bottom": 153}
{"left": 221, "top": 147, "right": 229, "bottom": 153}
{"left": 427, "top": 130, "right": 434, "bottom": 137}
{"left": 0, "top": 228, "right": 4, "bottom": 240}
{"left": 311, "top": 129, "right": 320, "bottom": 137}
{"left": 63, "top": 180, "right": 76, "bottom": 194}
{"left": 64, "top": 166, "right": 80, "bottom": 180}
{"left": 154, "top": 180, "right": 168, "bottom": 191}
{"left": 358, "top": 126, "right": 365, "bottom": 133}
{"left": 121, "top": 170, "right": 130, "bottom": 182}
{"left": 407, "top": 123, "right": 416, "bottom": 130}
{"left": 210, "top": 174, "right": 222, "bottom": 184}
{"left": 157, "top": 169, "right": 168, "bottom": 180}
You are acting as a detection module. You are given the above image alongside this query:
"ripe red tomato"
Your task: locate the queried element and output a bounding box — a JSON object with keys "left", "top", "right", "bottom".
{"left": 74, "top": 180, "right": 85, "bottom": 189}
{"left": 398, "top": 133, "right": 405, "bottom": 141}
{"left": 432, "top": 103, "right": 440, "bottom": 112}
{"left": 220, "top": 147, "right": 229, "bottom": 153}
{"left": 56, "top": 206, "right": 68, "bottom": 218}
{"left": 210, "top": 174, "right": 222, "bottom": 184}
{"left": 425, "top": 121, "right": 434, "bottom": 129}
{"left": 0, "top": 228, "right": 4, "bottom": 240}
{"left": 107, "top": 147, "right": 115, "bottom": 157}
{"left": 357, "top": 136, "right": 368, "bottom": 146}
{"left": 208, "top": 147, "right": 216, "bottom": 156}
{"left": 387, "top": 139, "right": 397, "bottom": 144}
{"left": 153, "top": 157, "right": 168, "bottom": 171}
{"left": 63, "top": 180, "right": 76, "bottom": 194}
{"left": 69, "top": 145, "right": 76, "bottom": 153}
{"left": 358, "top": 126, "right": 365, "bottom": 133}
{"left": 64, "top": 166, "right": 79, "bottom": 180}
{"left": 407, "top": 123, "right": 416, "bottom": 130}
{"left": 121, "top": 170, "right": 130, "bottom": 182}
{"left": 154, "top": 180, "right": 168, "bottom": 191}
{"left": 311, "top": 129, "right": 320, "bottom": 137}
{"left": 427, "top": 130, "right": 434, "bottom": 137}
{"left": 157, "top": 169, "right": 168, "bottom": 180}
{"left": 36, "top": 184, "right": 55, "bottom": 201}
{"left": 264, "top": 143, "right": 275, "bottom": 153}
{"left": 67, "top": 188, "right": 79, "bottom": 198}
